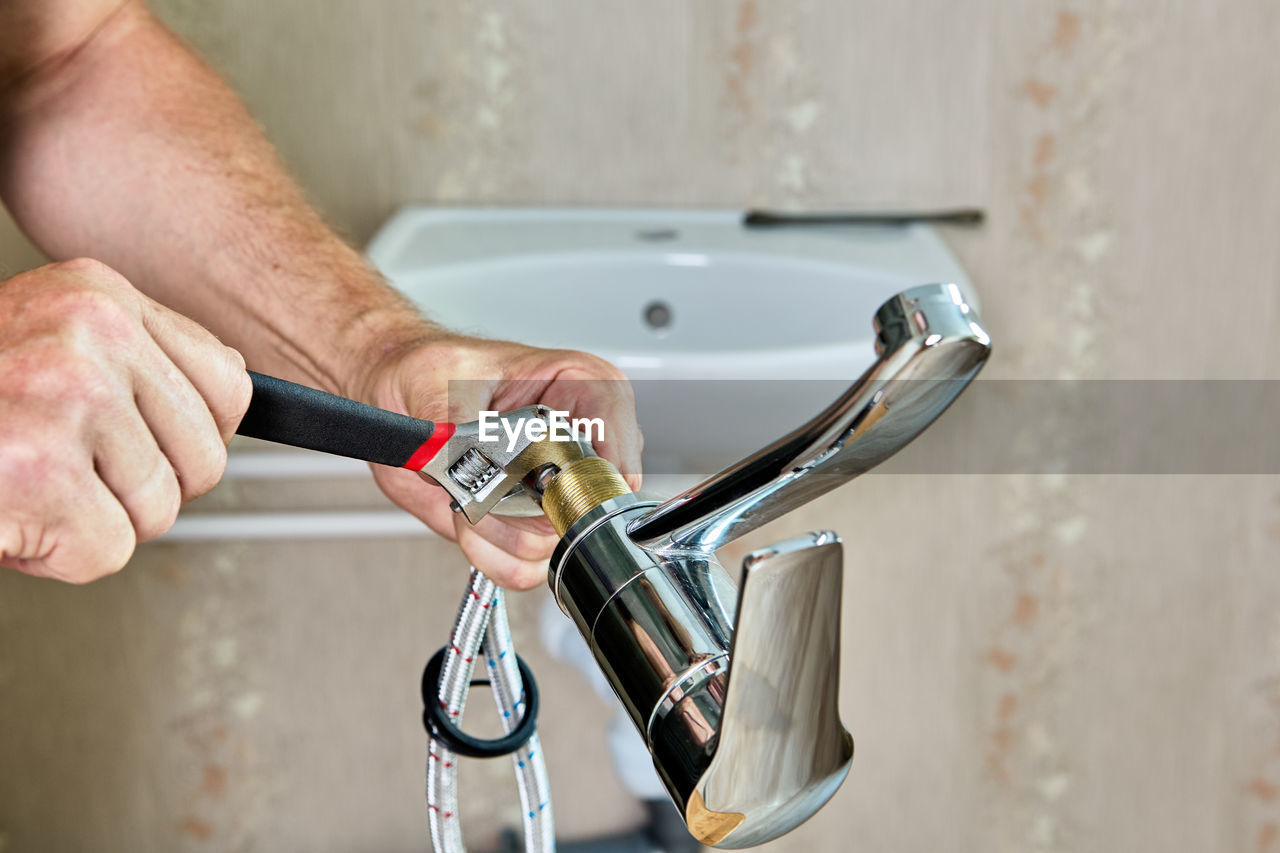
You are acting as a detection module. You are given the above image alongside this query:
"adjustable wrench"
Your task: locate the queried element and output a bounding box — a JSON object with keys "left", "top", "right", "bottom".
{"left": 236, "top": 371, "right": 583, "bottom": 521}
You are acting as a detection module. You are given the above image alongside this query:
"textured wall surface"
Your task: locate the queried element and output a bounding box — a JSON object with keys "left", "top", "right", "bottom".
{"left": 2, "top": 2, "right": 1280, "bottom": 851}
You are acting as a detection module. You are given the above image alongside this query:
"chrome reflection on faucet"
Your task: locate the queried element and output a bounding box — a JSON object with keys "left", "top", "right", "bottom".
{"left": 546, "top": 284, "right": 991, "bottom": 848}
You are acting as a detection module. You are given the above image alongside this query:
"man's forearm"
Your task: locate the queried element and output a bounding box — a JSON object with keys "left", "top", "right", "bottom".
{"left": 0, "top": 1, "right": 430, "bottom": 395}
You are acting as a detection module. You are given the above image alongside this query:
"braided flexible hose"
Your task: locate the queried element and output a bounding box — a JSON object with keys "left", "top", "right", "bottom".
{"left": 483, "top": 594, "right": 555, "bottom": 850}
{"left": 426, "top": 568, "right": 554, "bottom": 853}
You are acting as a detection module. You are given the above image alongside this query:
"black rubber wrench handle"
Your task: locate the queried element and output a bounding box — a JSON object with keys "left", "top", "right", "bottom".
{"left": 236, "top": 371, "right": 455, "bottom": 470}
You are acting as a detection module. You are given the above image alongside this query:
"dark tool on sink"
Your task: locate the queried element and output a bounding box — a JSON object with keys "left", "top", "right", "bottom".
{"left": 743, "top": 207, "right": 985, "bottom": 228}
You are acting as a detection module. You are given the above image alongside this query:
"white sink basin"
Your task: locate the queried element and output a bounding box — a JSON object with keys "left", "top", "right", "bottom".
{"left": 367, "top": 208, "right": 978, "bottom": 471}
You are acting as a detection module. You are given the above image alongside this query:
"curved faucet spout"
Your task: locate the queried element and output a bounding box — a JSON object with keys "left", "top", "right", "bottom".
{"left": 627, "top": 283, "right": 991, "bottom": 554}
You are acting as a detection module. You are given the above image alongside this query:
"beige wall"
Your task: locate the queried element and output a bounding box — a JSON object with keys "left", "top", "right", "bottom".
{"left": 3, "top": 2, "right": 1280, "bottom": 851}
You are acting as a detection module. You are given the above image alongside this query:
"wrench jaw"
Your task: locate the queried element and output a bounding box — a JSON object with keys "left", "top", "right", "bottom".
{"left": 416, "top": 405, "right": 590, "bottom": 523}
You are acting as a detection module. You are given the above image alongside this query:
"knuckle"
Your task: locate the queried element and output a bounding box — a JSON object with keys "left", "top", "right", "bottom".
{"left": 74, "top": 362, "right": 125, "bottom": 408}
{"left": 17, "top": 350, "right": 123, "bottom": 411}
{"left": 133, "top": 513, "right": 177, "bottom": 544}
{"left": 54, "top": 285, "right": 136, "bottom": 335}
{"left": 0, "top": 435, "right": 73, "bottom": 487}
{"left": 511, "top": 529, "right": 555, "bottom": 563}
{"left": 52, "top": 257, "right": 123, "bottom": 282}
{"left": 91, "top": 519, "right": 138, "bottom": 581}
{"left": 74, "top": 553, "right": 130, "bottom": 583}
{"left": 180, "top": 438, "right": 227, "bottom": 500}
{"left": 51, "top": 534, "right": 132, "bottom": 584}
{"left": 0, "top": 335, "right": 128, "bottom": 415}
{"left": 132, "top": 463, "right": 182, "bottom": 542}
{"left": 602, "top": 360, "right": 631, "bottom": 384}
{"left": 0, "top": 440, "right": 44, "bottom": 483}
{"left": 6, "top": 260, "right": 135, "bottom": 333}
{"left": 508, "top": 560, "right": 550, "bottom": 591}
{"left": 13, "top": 286, "right": 143, "bottom": 363}
{"left": 215, "top": 349, "right": 253, "bottom": 427}
{"left": 557, "top": 349, "right": 628, "bottom": 382}
{"left": 223, "top": 344, "right": 247, "bottom": 373}
{"left": 72, "top": 495, "right": 139, "bottom": 582}
{"left": 0, "top": 471, "right": 134, "bottom": 583}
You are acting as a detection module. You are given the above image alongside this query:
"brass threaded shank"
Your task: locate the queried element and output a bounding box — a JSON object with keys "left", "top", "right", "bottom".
{"left": 541, "top": 456, "right": 631, "bottom": 537}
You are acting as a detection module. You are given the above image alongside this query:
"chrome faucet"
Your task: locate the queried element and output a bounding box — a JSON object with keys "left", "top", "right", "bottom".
{"left": 228, "top": 281, "right": 988, "bottom": 847}
{"left": 539, "top": 283, "right": 990, "bottom": 847}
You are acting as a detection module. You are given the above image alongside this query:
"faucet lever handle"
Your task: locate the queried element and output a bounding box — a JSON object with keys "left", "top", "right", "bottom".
{"left": 691, "top": 531, "right": 854, "bottom": 848}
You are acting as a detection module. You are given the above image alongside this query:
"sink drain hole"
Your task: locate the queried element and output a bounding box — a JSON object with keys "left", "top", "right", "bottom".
{"left": 643, "top": 301, "right": 673, "bottom": 332}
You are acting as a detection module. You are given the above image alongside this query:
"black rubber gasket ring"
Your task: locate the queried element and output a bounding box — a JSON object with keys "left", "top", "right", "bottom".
{"left": 421, "top": 647, "right": 540, "bottom": 759}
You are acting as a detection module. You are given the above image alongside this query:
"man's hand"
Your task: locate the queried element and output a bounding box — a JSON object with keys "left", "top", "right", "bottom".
{"left": 0, "top": 258, "right": 251, "bottom": 582}
{"left": 0, "top": 1, "right": 644, "bottom": 589}
{"left": 357, "top": 337, "right": 643, "bottom": 590}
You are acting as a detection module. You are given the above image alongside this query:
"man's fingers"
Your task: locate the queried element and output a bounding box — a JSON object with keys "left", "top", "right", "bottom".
{"left": 41, "top": 476, "right": 136, "bottom": 582}
{"left": 589, "top": 391, "right": 643, "bottom": 491}
{"left": 0, "top": 476, "right": 135, "bottom": 584}
{"left": 370, "top": 465, "right": 460, "bottom": 542}
{"left": 375, "top": 463, "right": 557, "bottom": 563}
{"left": 371, "top": 464, "right": 556, "bottom": 589}
{"left": 92, "top": 405, "right": 182, "bottom": 542}
{"left": 131, "top": 344, "right": 230, "bottom": 502}
{"left": 574, "top": 385, "right": 643, "bottom": 488}
{"left": 533, "top": 364, "right": 643, "bottom": 490}
{"left": 364, "top": 342, "right": 645, "bottom": 587}
{"left": 462, "top": 513, "right": 556, "bottom": 563}
{"left": 139, "top": 299, "right": 252, "bottom": 442}
{"left": 453, "top": 518, "right": 551, "bottom": 591}
{"left": 0, "top": 260, "right": 249, "bottom": 584}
